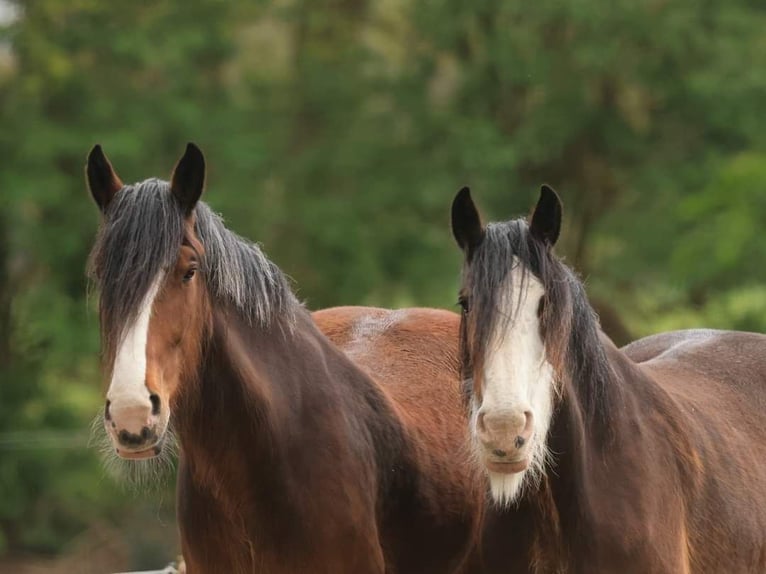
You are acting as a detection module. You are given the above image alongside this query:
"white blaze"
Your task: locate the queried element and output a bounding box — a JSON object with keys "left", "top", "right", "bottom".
{"left": 106, "top": 275, "right": 163, "bottom": 432}
{"left": 477, "top": 259, "right": 556, "bottom": 504}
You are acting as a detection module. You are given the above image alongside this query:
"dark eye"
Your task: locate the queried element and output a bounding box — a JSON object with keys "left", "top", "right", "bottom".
{"left": 457, "top": 295, "right": 470, "bottom": 314}
{"left": 182, "top": 267, "right": 197, "bottom": 283}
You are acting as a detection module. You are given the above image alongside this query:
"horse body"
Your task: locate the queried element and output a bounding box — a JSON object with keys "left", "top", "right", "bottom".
{"left": 451, "top": 185, "right": 766, "bottom": 573}
{"left": 528, "top": 329, "right": 766, "bottom": 573}
{"left": 175, "top": 306, "right": 484, "bottom": 574}
{"left": 623, "top": 330, "right": 766, "bottom": 570}
{"left": 314, "top": 306, "right": 485, "bottom": 573}
{"left": 86, "top": 145, "right": 485, "bottom": 574}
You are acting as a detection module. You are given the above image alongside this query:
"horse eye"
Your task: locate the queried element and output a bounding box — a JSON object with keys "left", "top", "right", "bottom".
{"left": 182, "top": 267, "right": 197, "bottom": 283}
{"left": 457, "top": 296, "right": 470, "bottom": 314}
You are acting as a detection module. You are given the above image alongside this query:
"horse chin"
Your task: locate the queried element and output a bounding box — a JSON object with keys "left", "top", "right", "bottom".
{"left": 116, "top": 445, "right": 161, "bottom": 460}
{"left": 92, "top": 415, "right": 177, "bottom": 490}
{"left": 485, "top": 456, "right": 529, "bottom": 475}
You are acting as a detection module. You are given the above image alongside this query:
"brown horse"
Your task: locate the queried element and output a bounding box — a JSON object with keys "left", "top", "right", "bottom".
{"left": 451, "top": 185, "right": 766, "bottom": 573}
{"left": 86, "top": 144, "right": 486, "bottom": 574}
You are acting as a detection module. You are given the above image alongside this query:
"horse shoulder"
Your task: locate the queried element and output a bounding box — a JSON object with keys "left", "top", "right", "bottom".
{"left": 622, "top": 330, "right": 766, "bottom": 571}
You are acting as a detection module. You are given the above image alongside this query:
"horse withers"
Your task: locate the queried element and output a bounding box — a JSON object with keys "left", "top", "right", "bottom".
{"left": 451, "top": 185, "right": 766, "bottom": 573}
{"left": 86, "top": 144, "right": 485, "bottom": 574}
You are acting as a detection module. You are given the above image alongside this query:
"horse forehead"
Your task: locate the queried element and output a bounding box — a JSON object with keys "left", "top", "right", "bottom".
{"left": 503, "top": 259, "right": 545, "bottom": 303}
{"left": 110, "top": 272, "right": 167, "bottom": 331}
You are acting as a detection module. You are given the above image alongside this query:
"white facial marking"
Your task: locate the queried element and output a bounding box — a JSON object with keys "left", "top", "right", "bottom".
{"left": 106, "top": 275, "right": 163, "bottom": 433}
{"left": 476, "top": 258, "right": 555, "bottom": 505}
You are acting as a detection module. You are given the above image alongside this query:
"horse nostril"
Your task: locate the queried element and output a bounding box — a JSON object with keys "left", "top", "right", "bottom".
{"left": 104, "top": 400, "right": 111, "bottom": 421}
{"left": 492, "top": 448, "right": 507, "bottom": 458}
{"left": 477, "top": 411, "right": 487, "bottom": 434}
{"left": 514, "top": 411, "right": 535, "bottom": 449}
{"left": 149, "top": 394, "right": 161, "bottom": 416}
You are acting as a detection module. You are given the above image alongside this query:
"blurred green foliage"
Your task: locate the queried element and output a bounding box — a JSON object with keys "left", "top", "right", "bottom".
{"left": 0, "top": 0, "right": 765, "bottom": 566}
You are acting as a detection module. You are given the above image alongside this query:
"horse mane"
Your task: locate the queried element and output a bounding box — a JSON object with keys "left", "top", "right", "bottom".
{"left": 461, "top": 217, "right": 616, "bottom": 429}
{"left": 88, "top": 178, "right": 297, "bottom": 360}
{"left": 194, "top": 201, "right": 297, "bottom": 326}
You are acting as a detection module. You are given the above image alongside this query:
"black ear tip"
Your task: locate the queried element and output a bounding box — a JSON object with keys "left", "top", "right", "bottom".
{"left": 530, "top": 183, "right": 563, "bottom": 246}
{"left": 184, "top": 142, "right": 204, "bottom": 160}
{"left": 172, "top": 143, "right": 206, "bottom": 212}
{"left": 451, "top": 185, "right": 484, "bottom": 251}
{"left": 88, "top": 144, "right": 105, "bottom": 163}
{"left": 453, "top": 186, "right": 472, "bottom": 206}
{"left": 540, "top": 184, "right": 560, "bottom": 201}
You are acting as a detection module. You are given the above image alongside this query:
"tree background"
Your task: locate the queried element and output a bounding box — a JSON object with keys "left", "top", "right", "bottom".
{"left": 0, "top": 0, "right": 765, "bottom": 570}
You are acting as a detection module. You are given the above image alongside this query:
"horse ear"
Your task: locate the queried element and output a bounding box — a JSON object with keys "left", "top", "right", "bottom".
{"left": 529, "top": 184, "right": 562, "bottom": 247}
{"left": 86, "top": 145, "right": 123, "bottom": 212}
{"left": 171, "top": 143, "right": 205, "bottom": 215}
{"left": 451, "top": 186, "right": 484, "bottom": 253}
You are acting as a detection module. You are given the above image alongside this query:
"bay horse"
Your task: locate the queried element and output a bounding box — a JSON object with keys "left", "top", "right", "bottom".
{"left": 86, "top": 143, "right": 486, "bottom": 574}
{"left": 451, "top": 185, "right": 766, "bottom": 572}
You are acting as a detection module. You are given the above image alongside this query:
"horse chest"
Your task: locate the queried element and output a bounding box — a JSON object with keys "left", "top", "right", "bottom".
{"left": 177, "top": 460, "right": 388, "bottom": 573}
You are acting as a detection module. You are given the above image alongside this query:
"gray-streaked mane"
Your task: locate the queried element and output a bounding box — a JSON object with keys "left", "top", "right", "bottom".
{"left": 194, "top": 201, "right": 296, "bottom": 327}
{"left": 88, "top": 178, "right": 296, "bottom": 358}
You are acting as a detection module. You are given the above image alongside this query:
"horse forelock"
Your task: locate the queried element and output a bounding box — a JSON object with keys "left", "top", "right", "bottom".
{"left": 88, "top": 179, "right": 185, "bottom": 365}
{"left": 460, "top": 219, "right": 547, "bottom": 387}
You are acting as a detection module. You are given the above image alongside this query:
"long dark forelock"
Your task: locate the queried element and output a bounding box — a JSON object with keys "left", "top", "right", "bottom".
{"left": 460, "top": 219, "right": 548, "bottom": 380}
{"left": 88, "top": 179, "right": 297, "bottom": 364}
{"left": 88, "top": 179, "right": 185, "bottom": 363}
{"left": 460, "top": 218, "right": 614, "bottom": 426}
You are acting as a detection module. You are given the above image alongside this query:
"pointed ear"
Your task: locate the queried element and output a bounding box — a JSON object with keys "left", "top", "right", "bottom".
{"left": 451, "top": 186, "right": 484, "bottom": 253}
{"left": 86, "top": 145, "right": 123, "bottom": 212}
{"left": 171, "top": 143, "right": 205, "bottom": 215}
{"left": 529, "top": 184, "right": 562, "bottom": 247}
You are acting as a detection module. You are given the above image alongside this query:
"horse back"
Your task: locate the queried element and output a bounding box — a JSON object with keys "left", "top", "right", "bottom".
{"left": 624, "top": 329, "right": 766, "bottom": 571}
{"left": 625, "top": 328, "right": 766, "bottom": 406}
{"left": 313, "top": 306, "right": 464, "bottom": 419}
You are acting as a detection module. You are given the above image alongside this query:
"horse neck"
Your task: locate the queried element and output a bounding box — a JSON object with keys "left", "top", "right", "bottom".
{"left": 538, "top": 303, "right": 678, "bottom": 567}
{"left": 174, "top": 304, "right": 406, "bottom": 527}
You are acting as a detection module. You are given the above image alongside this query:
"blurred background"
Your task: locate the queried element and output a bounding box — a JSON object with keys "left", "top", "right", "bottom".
{"left": 1, "top": 0, "right": 765, "bottom": 571}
